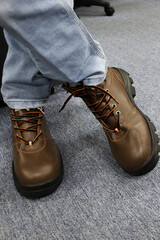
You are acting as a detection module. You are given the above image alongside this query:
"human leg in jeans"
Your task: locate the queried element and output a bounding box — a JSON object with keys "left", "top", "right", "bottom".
{"left": 0, "top": 0, "right": 159, "bottom": 198}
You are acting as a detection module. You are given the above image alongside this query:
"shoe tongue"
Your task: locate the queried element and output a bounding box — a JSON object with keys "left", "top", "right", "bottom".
{"left": 14, "top": 108, "right": 40, "bottom": 142}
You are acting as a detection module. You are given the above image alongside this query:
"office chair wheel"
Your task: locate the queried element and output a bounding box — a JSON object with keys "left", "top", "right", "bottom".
{"left": 74, "top": 0, "right": 115, "bottom": 16}
{"left": 104, "top": 6, "right": 115, "bottom": 16}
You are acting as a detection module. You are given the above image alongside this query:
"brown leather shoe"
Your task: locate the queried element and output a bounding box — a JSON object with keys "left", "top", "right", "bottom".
{"left": 10, "top": 108, "right": 63, "bottom": 198}
{"left": 61, "top": 67, "right": 160, "bottom": 175}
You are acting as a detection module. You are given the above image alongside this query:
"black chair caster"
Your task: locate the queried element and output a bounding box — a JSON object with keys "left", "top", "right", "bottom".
{"left": 74, "top": 0, "right": 115, "bottom": 16}
{"left": 104, "top": 4, "right": 115, "bottom": 16}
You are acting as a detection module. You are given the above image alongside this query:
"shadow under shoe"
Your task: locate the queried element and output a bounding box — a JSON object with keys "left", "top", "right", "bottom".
{"left": 10, "top": 108, "right": 63, "bottom": 198}
{"left": 61, "top": 67, "right": 160, "bottom": 176}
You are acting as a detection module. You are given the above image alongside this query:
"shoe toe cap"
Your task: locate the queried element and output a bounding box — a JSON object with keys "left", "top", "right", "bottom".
{"left": 14, "top": 140, "right": 62, "bottom": 186}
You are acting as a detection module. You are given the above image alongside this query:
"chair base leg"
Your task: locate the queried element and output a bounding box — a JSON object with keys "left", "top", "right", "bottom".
{"left": 74, "top": 0, "right": 115, "bottom": 16}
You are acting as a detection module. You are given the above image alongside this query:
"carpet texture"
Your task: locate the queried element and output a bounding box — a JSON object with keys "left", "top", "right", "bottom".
{"left": 0, "top": 0, "right": 160, "bottom": 239}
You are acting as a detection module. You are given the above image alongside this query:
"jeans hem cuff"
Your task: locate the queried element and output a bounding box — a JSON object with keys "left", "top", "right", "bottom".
{"left": 83, "top": 76, "right": 105, "bottom": 86}
{"left": 4, "top": 99, "right": 48, "bottom": 109}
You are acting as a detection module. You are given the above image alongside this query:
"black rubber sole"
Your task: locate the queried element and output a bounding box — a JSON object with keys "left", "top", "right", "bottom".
{"left": 114, "top": 67, "right": 160, "bottom": 176}
{"left": 13, "top": 162, "right": 64, "bottom": 199}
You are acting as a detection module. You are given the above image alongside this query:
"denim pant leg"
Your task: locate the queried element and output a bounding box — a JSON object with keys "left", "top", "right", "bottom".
{"left": 2, "top": 31, "right": 53, "bottom": 109}
{"left": 0, "top": 0, "right": 107, "bottom": 109}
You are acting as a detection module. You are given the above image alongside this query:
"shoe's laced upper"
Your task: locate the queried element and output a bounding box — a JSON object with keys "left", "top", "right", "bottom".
{"left": 61, "top": 84, "right": 121, "bottom": 133}
{"left": 10, "top": 108, "right": 43, "bottom": 145}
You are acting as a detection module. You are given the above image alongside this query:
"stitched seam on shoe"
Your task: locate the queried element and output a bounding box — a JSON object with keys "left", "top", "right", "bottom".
{"left": 111, "top": 68, "right": 126, "bottom": 89}
{"left": 14, "top": 137, "right": 47, "bottom": 153}
{"left": 107, "top": 121, "right": 130, "bottom": 142}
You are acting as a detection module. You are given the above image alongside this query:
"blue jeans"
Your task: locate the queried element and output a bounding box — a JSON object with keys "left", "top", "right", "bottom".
{"left": 0, "top": 0, "right": 106, "bottom": 109}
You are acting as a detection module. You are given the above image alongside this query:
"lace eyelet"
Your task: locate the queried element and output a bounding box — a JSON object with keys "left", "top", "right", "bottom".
{"left": 112, "top": 104, "right": 117, "bottom": 108}
{"left": 116, "top": 110, "right": 121, "bottom": 115}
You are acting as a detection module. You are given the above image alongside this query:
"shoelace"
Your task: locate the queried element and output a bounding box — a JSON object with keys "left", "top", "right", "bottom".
{"left": 10, "top": 109, "right": 43, "bottom": 145}
{"left": 60, "top": 84, "right": 121, "bottom": 133}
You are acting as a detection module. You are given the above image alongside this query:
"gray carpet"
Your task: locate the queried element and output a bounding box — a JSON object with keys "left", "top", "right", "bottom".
{"left": 0, "top": 0, "right": 160, "bottom": 239}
